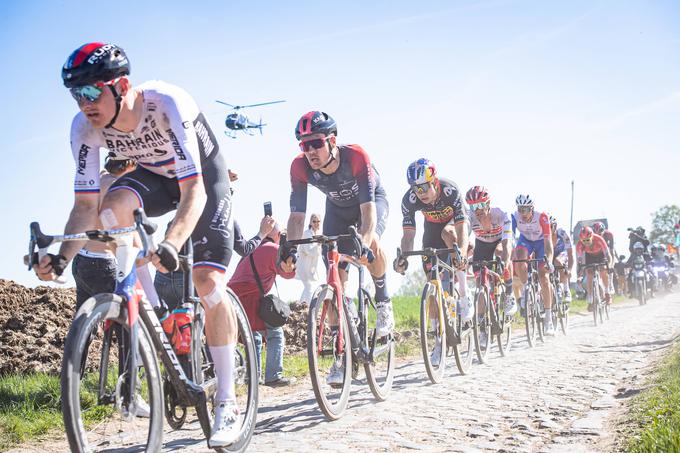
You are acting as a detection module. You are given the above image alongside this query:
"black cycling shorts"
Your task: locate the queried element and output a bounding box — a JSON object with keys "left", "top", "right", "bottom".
{"left": 108, "top": 152, "right": 233, "bottom": 270}
{"left": 322, "top": 193, "right": 388, "bottom": 256}
{"left": 420, "top": 221, "right": 454, "bottom": 273}
{"left": 473, "top": 239, "right": 501, "bottom": 263}
{"left": 585, "top": 251, "right": 606, "bottom": 266}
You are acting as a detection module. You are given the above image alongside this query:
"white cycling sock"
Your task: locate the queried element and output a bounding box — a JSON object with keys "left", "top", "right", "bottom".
{"left": 456, "top": 270, "right": 468, "bottom": 298}
{"left": 210, "top": 344, "right": 236, "bottom": 402}
{"left": 136, "top": 264, "right": 160, "bottom": 308}
{"left": 562, "top": 282, "right": 569, "bottom": 294}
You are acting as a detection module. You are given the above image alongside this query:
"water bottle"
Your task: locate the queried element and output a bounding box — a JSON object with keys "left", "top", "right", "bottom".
{"left": 154, "top": 300, "right": 174, "bottom": 337}
{"left": 172, "top": 303, "right": 194, "bottom": 355}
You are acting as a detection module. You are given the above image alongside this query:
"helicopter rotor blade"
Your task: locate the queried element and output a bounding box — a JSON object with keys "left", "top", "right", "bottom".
{"left": 216, "top": 100, "right": 236, "bottom": 108}
{"left": 239, "top": 100, "right": 286, "bottom": 109}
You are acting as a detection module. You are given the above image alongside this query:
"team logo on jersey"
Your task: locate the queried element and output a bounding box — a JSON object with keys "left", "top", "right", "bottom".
{"left": 443, "top": 186, "right": 454, "bottom": 197}
{"left": 312, "top": 172, "right": 322, "bottom": 181}
{"left": 77, "top": 144, "right": 90, "bottom": 176}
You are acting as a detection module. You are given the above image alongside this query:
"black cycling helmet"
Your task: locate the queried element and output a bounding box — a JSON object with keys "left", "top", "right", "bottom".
{"left": 295, "top": 111, "right": 337, "bottom": 140}
{"left": 62, "top": 42, "right": 130, "bottom": 88}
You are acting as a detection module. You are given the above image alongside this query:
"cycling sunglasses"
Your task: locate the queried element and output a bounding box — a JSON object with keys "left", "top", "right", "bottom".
{"left": 582, "top": 237, "right": 593, "bottom": 244}
{"left": 69, "top": 78, "right": 120, "bottom": 102}
{"left": 469, "top": 201, "right": 489, "bottom": 211}
{"left": 518, "top": 206, "right": 533, "bottom": 214}
{"left": 299, "top": 137, "right": 329, "bottom": 153}
{"left": 412, "top": 182, "right": 432, "bottom": 194}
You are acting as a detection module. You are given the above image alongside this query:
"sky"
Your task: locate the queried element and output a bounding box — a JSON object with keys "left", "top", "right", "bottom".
{"left": 1, "top": 0, "right": 679, "bottom": 300}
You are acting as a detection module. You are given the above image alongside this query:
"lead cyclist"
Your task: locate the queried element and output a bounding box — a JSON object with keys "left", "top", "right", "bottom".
{"left": 33, "top": 42, "right": 240, "bottom": 447}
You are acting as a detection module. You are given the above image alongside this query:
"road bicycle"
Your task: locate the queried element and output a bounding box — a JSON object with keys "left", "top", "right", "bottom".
{"left": 27, "top": 208, "right": 258, "bottom": 452}
{"left": 582, "top": 263, "right": 610, "bottom": 326}
{"left": 513, "top": 258, "right": 545, "bottom": 347}
{"left": 549, "top": 264, "right": 569, "bottom": 335}
{"left": 282, "top": 226, "right": 395, "bottom": 420}
{"left": 396, "top": 245, "right": 474, "bottom": 383}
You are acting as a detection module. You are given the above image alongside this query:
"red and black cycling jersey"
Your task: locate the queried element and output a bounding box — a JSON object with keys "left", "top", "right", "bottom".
{"left": 401, "top": 178, "right": 467, "bottom": 228}
{"left": 289, "top": 144, "right": 385, "bottom": 212}
{"left": 576, "top": 233, "right": 610, "bottom": 257}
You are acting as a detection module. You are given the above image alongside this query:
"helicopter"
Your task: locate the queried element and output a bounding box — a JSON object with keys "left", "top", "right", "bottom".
{"left": 215, "top": 99, "right": 286, "bottom": 138}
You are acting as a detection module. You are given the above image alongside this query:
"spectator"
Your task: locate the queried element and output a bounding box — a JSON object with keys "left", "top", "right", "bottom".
{"left": 228, "top": 223, "right": 297, "bottom": 387}
{"left": 296, "top": 213, "right": 322, "bottom": 304}
{"left": 614, "top": 255, "right": 627, "bottom": 295}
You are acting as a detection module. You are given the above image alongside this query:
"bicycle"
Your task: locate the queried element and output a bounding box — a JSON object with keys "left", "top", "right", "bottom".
{"left": 27, "top": 208, "right": 258, "bottom": 452}
{"left": 549, "top": 264, "right": 569, "bottom": 335}
{"left": 396, "top": 245, "right": 474, "bottom": 383}
{"left": 470, "top": 259, "right": 513, "bottom": 361}
{"left": 513, "top": 258, "right": 545, "bottom": 347}
{"left": 582, "top": 263, "right": 609, "bottom": 326}
{"left": 282, "top": 226, "right": 395, "bottom": 420}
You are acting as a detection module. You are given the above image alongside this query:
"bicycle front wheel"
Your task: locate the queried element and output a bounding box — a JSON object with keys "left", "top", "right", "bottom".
{"left": 61, "top": 294, "right": 163, "bottom": 453}
{"left": 362, "top": 289, "right": 396, "bottom": 400}
{"left": 419, "top": 282, "right": 447, "bottom": 384}
{"left": 524, "top": 288, "right": 537, "bottom": 347}
{"left": 495, "top": 293, "right": 512, "bottom": 357}
{"left": 473, "top": 288, "right": 491, "bottom": 364}
{"left": 453, "top": 299, "right": 474, "bottom": 375}
{"left": 307, "top": 285, "right": 352, "bottom": 420}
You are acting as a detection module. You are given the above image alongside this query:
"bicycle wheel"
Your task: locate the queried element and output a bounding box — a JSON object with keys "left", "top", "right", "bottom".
{"left": 535, "top": 290, "right": 545, "bottom": 344}
{"left": 592, "top": 281, "right": 600, "bottom": 326}
{"left": 557, "top": 292, "right": 569, "bottom": 335}
{"left": 473, "top": 288, "right": 491, "bottom": 363}
{"left": 419, "top": 282, "right": 447, "bottom": 384}
{"left": 307, "top": 285, "right": 352, "bottom": 420}
{"left": 194, "top": 290, "right": 259, "bottom": 453}
{"left": 61, "top": 294, "right": 163, "bottom": 453}
{"left": 361, "top": 289, "right": 395, "bottom": 400}
{"left": 495, "top": 293, "right": 512, "bottom": 357}
{"left": 452, "top": 297, "right": 474, "bottom": 375}
{"left": 524, "top": 287, "right": 536, "bottom": 347}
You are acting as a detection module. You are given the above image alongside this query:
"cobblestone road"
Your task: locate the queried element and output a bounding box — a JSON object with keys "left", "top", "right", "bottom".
{"left": 13, "top": 293, "right": 680, "bottom": 452}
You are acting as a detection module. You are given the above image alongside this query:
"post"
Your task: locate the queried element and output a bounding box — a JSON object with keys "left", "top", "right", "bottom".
{"left": 569, "top": 180, "right": 574, "bottom": 234}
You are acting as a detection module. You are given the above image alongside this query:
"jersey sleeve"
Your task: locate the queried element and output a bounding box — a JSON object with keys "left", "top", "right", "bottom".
{"left": 70, "top": 113, "right": 101, "bottom": 194}
{"left": 159, "top": 89, "right": 203, "bottom": 183}
{"left": 595, "top": 235, "right": 610, "bottom": 255}
{"left": 347, "top": 145, "right": 376, "bottom": 205}
{"left": 562, "top": 231, "right": 573, "bottom": 250}
{"left": 501, "top": 209, "right": 512, "bottom": 241}
{"left": 401, "top": 190, "right": 417, "bottom": 229}
{"left": 289, "top": 156, "right": 309, "bottom": 213}
{"left": 449, "top": 183, "right": 467, "bottom": 224}
{"left": 511, "top": 213, "right": 517, "bottom": 236}
{"left": 576, "top": 240, "right": 584, "bottom": 256}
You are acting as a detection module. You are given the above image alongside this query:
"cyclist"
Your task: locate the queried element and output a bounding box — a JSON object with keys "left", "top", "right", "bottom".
{"left": 464, "top": 186, "right": 516, "bottom": 316}
{"left": 575, "top": 226, "right": 613, "bottom": 311}
{"left": 284, "top": 111, "right": 393, "bottom": 383}
{"left": 34, "top": 43, "right": 240, "bottom": 447}
{"left": 393, "top": 159, "right": 471, "bottom": 365}
{"left": 511, "top": 195, "right": 555, "bottom": 336}
{"left": 592, "top": 221, "right": 615, "bottom": 256}
{"left": 549, "top": 215, "right": 574, "bottom": 306}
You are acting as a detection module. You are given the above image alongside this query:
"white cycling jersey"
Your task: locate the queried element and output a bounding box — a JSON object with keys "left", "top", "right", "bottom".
{"left": 512, "top": 211, "right": 551, "bottom": 241}
{"left": 469, "top": 207, "right": 512, "bottom": 243}
{"left": 70, "top": 80, "right": 216, "bottom": 194}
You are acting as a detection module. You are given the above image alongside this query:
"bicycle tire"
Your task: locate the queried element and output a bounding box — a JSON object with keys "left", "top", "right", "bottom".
{"left": 496, "top": 292, "right": 512, "bottom": 357}
{"left": 61, "top": 294, "right": 163, "bottom": 453}
{"left": 473, "top": 288, "right": 491, "bottom": 363}
{"left": 194, "top": 290, "right": 259, "bottom": 453}
{"left": 361, "top": 289, "right": 395, "bottom": 400}
{"left": 307, "top": 285, "right": 352, "bottom": 420}
{"left": 524, "top": 287, "right": 536, "bottom": 347}
{"left": 419, "top": 282, "right": 447, "bottom": 384}
{"left": 535, "top": 289, "right": 545, "bottom": 344}
{"left": 453, "top": 298, "right": 474, "bottom": 375}
{"left": 592, "top": 277, "right": 600, "bottom": 326}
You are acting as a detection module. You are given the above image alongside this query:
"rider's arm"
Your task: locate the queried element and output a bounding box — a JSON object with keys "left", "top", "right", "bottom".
{"left": 400, "top": 228, "right": 416, "bottom": 253}
{"left": 540, "top": 213, "right": 553, "bottom": 263}
{"left": 500, "top": 209, "right": 513, "bottom": 265}
{"left": 164, "top": 177, "right": 207, "bottom": 249}
{"left": 286, "top": 213, "right": 306, "bottom": 241}
{"left": 287, "top": 157, "right": 309, "bottom": 241}
{"left": 58, "top": 194, "right": 101, "bottom": 261}
{"left": 358, "top": 201, "right": 377, "bottom": 245}
{"left": 567, "top": 248, "right": 575, "bottom": 272}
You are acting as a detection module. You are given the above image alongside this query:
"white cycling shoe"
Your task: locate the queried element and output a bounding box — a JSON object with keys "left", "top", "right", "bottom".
{"left": 375, "top": 300, "right": 395, "bottom": 338}
{"left": 326, "top": 358, "right": 345, "bottom": 388}
{"left": 430, "top": 338, "right": 442, "bottom": 366}
{"left": 459, "top": 296, "right": 474, "bottom": 322}
{"left": 134, "top": 393, "right": 150, "bottom": 418}
{"left": 209, "top": 400, "right": 240, "bottom": 448}
{"left": 504, "top": 295, "right": 518, "bottom": 316}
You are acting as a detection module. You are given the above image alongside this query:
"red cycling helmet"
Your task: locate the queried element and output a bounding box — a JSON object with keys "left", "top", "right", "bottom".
{"left": 580, "top": 226, "right": 594, "bottom": 241}
{"left": 295, "top": 111, "right": 337, "bottom": 140}
{"left": 465, "top": 186, "right": 490, "bottom": 205}
{"left": 592, "top": 221, "right": 605, "bottom": 234}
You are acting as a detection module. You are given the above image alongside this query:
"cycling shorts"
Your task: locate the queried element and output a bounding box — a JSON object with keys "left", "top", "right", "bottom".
{"left": 322, "top": 193, "right": 388, "bottom": 256}
{"left": 585, "top": 251, "right": 606, "bottom": 266}
{"left": 473, "top": 238, "right": 500, "bottom": 263}
{"left": 421, "top": 220, "right": 455, "bottom": 273}
{"left": 516, "top": 235, "right": 545, "bottom": 261}
{"left": 108, "top": 152, "right": 233, "bottom": 271}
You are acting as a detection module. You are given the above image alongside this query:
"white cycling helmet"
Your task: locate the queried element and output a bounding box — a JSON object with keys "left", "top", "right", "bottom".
{"left": 515, "top": 194, "right": 534, "bottom": 207}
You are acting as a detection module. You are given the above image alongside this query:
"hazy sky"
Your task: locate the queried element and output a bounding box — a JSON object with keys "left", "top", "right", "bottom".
{"left": 2, "top": 0, "right": 678, "bottom": 299}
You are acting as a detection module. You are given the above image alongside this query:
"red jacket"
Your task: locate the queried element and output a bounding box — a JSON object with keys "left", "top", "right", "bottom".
{"left": 228, "top": 239, "right": 295, "bottom": 331}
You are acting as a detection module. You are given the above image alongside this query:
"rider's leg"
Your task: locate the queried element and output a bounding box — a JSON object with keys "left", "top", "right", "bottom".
{"left": 586, "top": 268, "right": 594, "bottom": 304}
{"left": 600, "top": 268, "right": 611, "bottom": 303}
{"left": 194, "top": 268, "right": 238, "bottom": 402}
{"left": 539, "top": 266, "right": 552, "bottom": 311}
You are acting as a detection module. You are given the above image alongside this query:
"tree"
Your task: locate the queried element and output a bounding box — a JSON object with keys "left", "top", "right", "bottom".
{"left": 396, "top": 267, "right": 426, "bottom": 297}
{"left": 650, "top": 204, "right": 680, "bottom": 245}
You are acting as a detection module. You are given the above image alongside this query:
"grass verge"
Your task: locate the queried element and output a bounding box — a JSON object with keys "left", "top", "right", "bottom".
{"left": 622, "top": 342, "right": 680, "bottom": 452}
